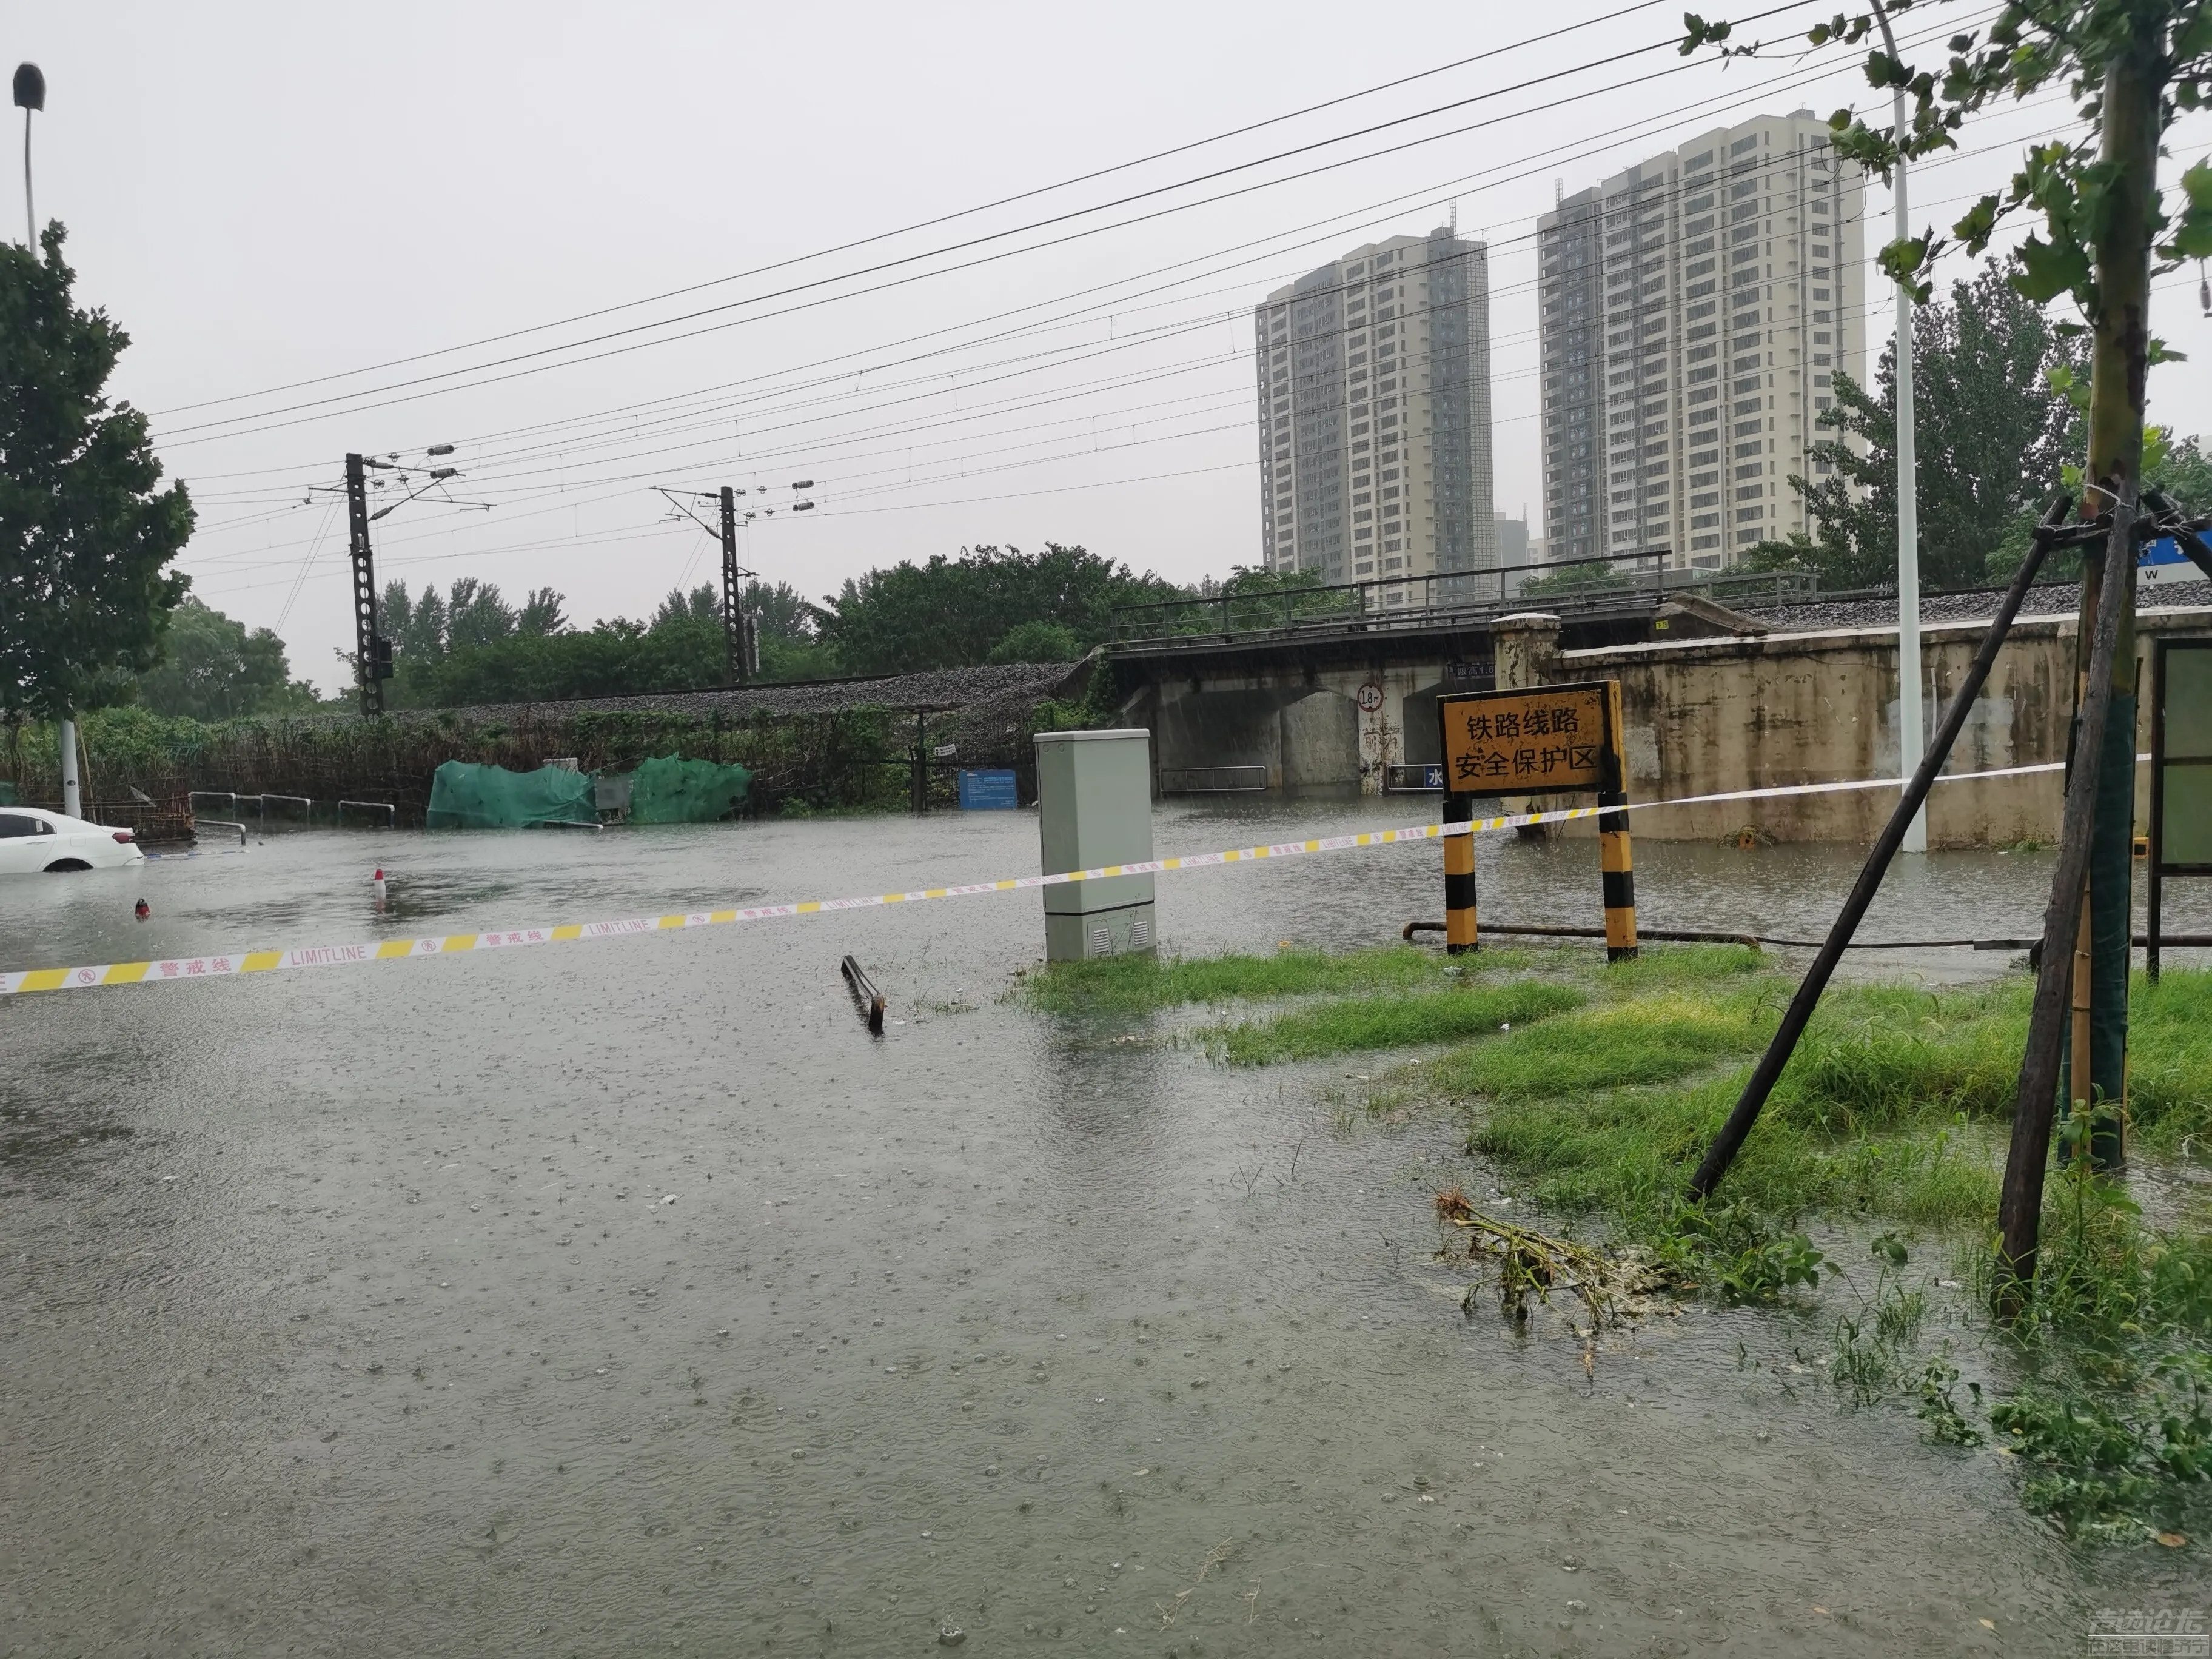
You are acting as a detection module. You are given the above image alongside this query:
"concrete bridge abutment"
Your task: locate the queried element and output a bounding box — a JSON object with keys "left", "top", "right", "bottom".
{"left": 1108, "top": 593, "right": 2212, "bottom": 842}
{"left": 1149, "top": 659, "right": 1477, "bottom": 796}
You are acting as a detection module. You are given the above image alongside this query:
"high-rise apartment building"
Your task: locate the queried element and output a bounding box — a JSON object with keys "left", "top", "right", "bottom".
{"left": 1253, "top": 230, "right": 1495, "bottom": 600}
{"left": 1537, "top": 112, "right": 1867, "bottom": 572}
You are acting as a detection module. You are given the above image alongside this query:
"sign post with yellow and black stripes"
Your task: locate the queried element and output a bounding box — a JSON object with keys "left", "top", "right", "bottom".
{"left": 1436, "top": 678, "right": 1637, "bottom": 962}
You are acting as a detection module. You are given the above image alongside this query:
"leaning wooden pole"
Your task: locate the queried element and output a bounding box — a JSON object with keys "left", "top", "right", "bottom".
{"left": 1993, "top": 486, "right": 2140, "bottom": 1312}
{"left": 1686, "top": 495, "right": 2076, "bottom": 1202}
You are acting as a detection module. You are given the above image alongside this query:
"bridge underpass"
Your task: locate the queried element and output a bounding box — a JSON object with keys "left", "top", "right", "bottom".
{"left": 1108, "top": 571, "right": 1791, "bottom": 797}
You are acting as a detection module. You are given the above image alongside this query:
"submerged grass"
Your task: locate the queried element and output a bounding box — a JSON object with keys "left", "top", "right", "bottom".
{"left": 1207, "top": 978, "right": 1584, "bottom": 1065}
{"left": 1017, "top": 943, "right": 1527, "bottom": 1017}
{"left": 1028, "top": 935, "right": 2212, "bottom": 1541}
{"left": 1965, "top": 1125, "right": 2212, "bottom": 1540}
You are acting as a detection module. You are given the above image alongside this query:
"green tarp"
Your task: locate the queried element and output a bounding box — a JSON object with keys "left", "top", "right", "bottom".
{"left": 426, "top": 761, "right": 597, "bottom": 829}
{"left": 0, "top": 782, "right": 16, "bottom": 807}
{"left": 628, "top": 754, "right": 752, "bottom": 824}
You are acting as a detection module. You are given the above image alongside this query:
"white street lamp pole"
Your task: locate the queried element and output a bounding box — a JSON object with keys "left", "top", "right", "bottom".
{"left": 1869, "top": 6, "right": 1925, "bottom": 853}
{"left": 14, "top": 64, "right": 72, "bottom": 817}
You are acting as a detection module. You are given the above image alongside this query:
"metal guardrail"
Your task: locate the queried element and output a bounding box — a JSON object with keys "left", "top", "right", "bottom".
{"left": 1158, "top": 765, "right": 1269, "bottom": 794}
{"left": 1108, "top": 565, "right": 1817, "bottom": 650}
{"left": 190, "top": 790, "right": 397, "bottom": 827}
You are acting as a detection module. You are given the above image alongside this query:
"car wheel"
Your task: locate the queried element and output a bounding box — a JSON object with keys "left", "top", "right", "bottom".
{"left": 42, "top": 859, "right": 92, "bottom": 873}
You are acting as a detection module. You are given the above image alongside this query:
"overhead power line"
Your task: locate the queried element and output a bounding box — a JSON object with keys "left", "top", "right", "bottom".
{"left": 197, "top": 203, "right": 2111, "bottom": 605}
{"left": 152, "top": 0, "right": 1833, "bottom": 448}
{"left": 182, "top": 102, "right": 2057, "bottom": 588}
{"left": 201, "top": 102, "right": 2045, "bottom": 541}
{"left": 150, "top": 1, "right": 1677, "bottom": 420}
{"left": 180, "top": 7, "right": 2127, "bottom": 612}
{"left": 170, "top": 0, "right": 2008, "bottom": 492}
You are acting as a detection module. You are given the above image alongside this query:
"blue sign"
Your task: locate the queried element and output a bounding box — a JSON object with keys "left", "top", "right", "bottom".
{"left": 1423, "top": 764, "right": 1444, "bottom": 791}
{"left": 957, "top": 769, "right": 1020, "bottom": 810}
{"left": 2140, "top": 535, "right": 2200, "bottom": 587}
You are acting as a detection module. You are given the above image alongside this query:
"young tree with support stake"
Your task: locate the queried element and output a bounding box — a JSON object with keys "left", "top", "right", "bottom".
{"left": 1681, "top": 0, "right": 2212, "bottom": 1309}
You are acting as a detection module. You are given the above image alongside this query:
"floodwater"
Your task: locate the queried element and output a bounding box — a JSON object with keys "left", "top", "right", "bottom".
{"left": 3, "top": 800, "right": 2206, "bottom": 1657}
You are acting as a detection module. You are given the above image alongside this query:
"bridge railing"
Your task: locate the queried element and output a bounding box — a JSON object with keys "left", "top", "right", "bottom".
{"left": 1108, "top": 558, "right": 1818, "bottom": 649}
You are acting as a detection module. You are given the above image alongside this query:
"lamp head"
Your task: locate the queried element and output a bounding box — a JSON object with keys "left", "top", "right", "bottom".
{"left": 13, "top": 63, "right": 44, "bottom": 112}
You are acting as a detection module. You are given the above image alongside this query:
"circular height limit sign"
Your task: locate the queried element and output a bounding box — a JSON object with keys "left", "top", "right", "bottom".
{"left": 1356, "top": 682, "right": 1384, "bottom": 712}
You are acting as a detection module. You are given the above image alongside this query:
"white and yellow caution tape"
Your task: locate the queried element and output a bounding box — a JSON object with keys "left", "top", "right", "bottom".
{"left": 0, "top": 758, "right": 2069, "bottom": 997}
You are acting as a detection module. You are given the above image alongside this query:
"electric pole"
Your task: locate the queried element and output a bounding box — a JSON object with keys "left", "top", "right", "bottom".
{"left": 719, "top": 486, "right": 757, "bottom": 685}
{"left": 345, "top": 454, "right": 394, "bottom": 716}
{"left": 659, "top": 484, "right": 759, "bottom": 685}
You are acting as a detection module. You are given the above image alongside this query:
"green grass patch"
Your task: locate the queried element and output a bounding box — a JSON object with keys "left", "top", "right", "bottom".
{"left": 1767, "top": 982, "right": 2029, "bottom": 1134}
{"left": 2126, "top": 969, "right": 2212, "bottom": 1155}
{"left": 1207, "top": 978, "right": 1584, "bottom": 1065}
{"left": 1457, "top": 977, "right": 2039, "bottom": 1238}
{"left": 1017, "top": 943, "right": 1521, "bottom": 1017}
{"left": 1471, "top": 1070, "right": 2002, "bottom": 1238}
{"left": 1430, "top": 987, "right": 1774, "bottom": 1102}
{"left": 1586, "top": 942, "right": 1767, "bottom": 988}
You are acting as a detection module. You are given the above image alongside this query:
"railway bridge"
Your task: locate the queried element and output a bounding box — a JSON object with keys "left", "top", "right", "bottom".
{"left": 1107, "top": 568, "right": 1799, "bottom": 797}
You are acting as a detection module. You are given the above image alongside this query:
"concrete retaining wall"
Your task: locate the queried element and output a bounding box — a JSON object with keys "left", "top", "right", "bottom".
{"left": 1127, "top": 598, "right": 2212, "bottom": 842}
{"left": 1497, "top": 602, "right": 2212, "bottom": 845}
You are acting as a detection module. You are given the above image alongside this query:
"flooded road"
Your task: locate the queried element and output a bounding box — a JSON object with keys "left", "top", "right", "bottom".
{"left": 3, "top": 801, "right": 2205, "bottom": 1656}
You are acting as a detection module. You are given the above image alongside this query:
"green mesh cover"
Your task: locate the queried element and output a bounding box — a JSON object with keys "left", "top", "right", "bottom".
{"left": 426, "top": 761, "right": 597, "bottom": 829}
{"left": 627, "top": 754, "right": 753, "bottom": 824}
{"left": 0, "top": 781, "right": 16, "bottom": 806}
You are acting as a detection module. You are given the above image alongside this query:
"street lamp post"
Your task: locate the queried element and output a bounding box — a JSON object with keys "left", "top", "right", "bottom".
{"left": 1868, "top": 4, "right": 1925, "bottom": 853}
{"left": 13, "top": 64, "right": 73, "bottom": 817}
{"left": 13, "top": 62, "right": 37, "bottom": 247}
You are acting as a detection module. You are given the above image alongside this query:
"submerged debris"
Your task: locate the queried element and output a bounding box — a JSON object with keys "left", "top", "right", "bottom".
{"left": 1432, "top": 1187, "right": 1664, "bottom": 1354}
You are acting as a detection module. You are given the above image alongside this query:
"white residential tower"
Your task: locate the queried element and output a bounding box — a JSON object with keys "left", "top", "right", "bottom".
{"left": 1537, "top": 112, "right": 1868, "bottom": 572}
{"left": 1253, "top": 230, "right": 1495, "bottom": 600}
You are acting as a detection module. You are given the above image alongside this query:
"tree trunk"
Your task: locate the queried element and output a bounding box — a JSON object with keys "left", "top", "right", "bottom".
{"left": 1992, "top": 26, "right": 2162, "bottom": 1310}
{"left": 2076, "top": 29, "right": 2160, "bottom": 1161}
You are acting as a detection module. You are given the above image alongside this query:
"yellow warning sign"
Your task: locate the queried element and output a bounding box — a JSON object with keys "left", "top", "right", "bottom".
{"left": 1438, "top": 683, "right": 1611, "bottom": 793}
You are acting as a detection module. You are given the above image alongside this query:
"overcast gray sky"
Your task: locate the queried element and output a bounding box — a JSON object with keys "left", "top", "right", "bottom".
{"left": 12, "top": 1, "right": 2211, "bottom": 691}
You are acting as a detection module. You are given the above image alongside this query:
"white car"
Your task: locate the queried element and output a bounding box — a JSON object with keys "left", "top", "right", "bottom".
{"left": 0, "top": 806, "right": 146, "bottom": 874}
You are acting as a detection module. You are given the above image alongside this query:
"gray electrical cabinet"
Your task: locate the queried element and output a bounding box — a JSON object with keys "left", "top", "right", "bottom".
{"left": 1034, "top": 728, "right": 1156, "bottom": 961}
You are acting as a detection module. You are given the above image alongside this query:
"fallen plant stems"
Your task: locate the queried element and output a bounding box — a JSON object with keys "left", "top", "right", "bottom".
{"left": 1433, "top": 1187, "right": 1654, "bottom": 1347}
